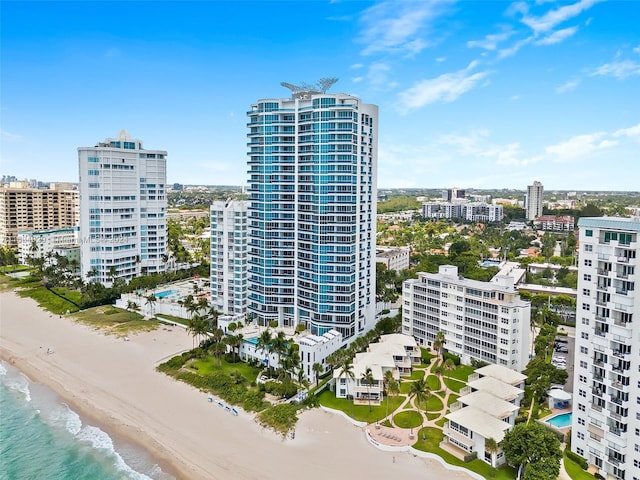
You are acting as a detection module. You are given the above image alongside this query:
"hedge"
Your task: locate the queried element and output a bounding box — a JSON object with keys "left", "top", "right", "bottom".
{"left": 565, "top": 450, "right": 588, "bottom": 470}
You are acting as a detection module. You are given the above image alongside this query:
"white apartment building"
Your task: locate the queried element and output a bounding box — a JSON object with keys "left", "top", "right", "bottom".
{"left": 376, "top": 246, "right": 410, "bottom": 272}
{"left": 247, "top": 89, "right": 378, "bottom": 339}
{"left": 78, "top": 130, "right": 167, "bottom": 286}
{"left": 403, "top": 265, "right": 531, "bottom": 371}
{"left": 526, "top": 181, "right": 544, "bottom": 221}
{"left": 571, "top": 217, "right": 640, "bottom": 480}
{"left": 17, "top": 226, "right": 79, "bottom": 265}
{"left": 210, "top": 200, "right": 248, "bottom": 316}
{"left": 0, "top": 183, "right": 79, "bottom": 247}
{"left": 422, "top": 201, "right": 503, "bottom": 222}
{"left": 444, "top": 364, "right": 526, "bottom": 466}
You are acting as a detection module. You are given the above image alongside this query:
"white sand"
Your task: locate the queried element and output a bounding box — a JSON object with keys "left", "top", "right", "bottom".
{"left": 0, "top": 291, "right": 474, "bottom": 480}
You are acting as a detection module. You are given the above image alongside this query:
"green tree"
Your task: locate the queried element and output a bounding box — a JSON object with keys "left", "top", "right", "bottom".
{"left": 312, "top": 362, "right": 323, "bottom": 387}
{"left": 485, "top": 437, "right": 500, "bottom": 474}
{"left": 337, "top": 358, "right": 356, "bottom": 418}
{"left": 409, "top": 378, "right": 431, "bottom": 439}
{"left": 360, "top": 367, "right": 376, "bottom": 412}
{"left": 145, "top": 294, "right": 157, "bottom": 317}
{"left": 443, "top": 358, "right": 455, "bottom": 383}
{"left": 501, "top": 422, "right": 561, "bottom": 480}
{"left": 433, "top": 331, "right": 446, "bottom": 360}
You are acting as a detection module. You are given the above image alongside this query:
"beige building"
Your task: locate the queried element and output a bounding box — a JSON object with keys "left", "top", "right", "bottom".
{"left": 0, "top": 184, "right": 79, "bottom": 247}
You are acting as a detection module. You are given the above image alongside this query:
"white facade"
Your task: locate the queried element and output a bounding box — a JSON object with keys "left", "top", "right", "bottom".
{"left": 376, "top": 246, "right": 410, "bottom": 272}
{"left": 210, "top": 200, "right": 248, "bottom": 316}
{"left": 79, "top": 130, "right": 167, "bottom": 285}
{"left": 571, "top": 217, "right": 640, "bottom": 480}
{"left": 402, "top": 265, "right": 531, "bottom": 371}
{"left": 297, "top": 329, "right": 343, "bottom": 384}
{"left": 422, "top": 201, "right": 503, "bottom": 222}
{"left": 444, "top": 365, "right": 526, "bottom": 467}
{"left": 526, "top": 181, "right": 544, "bottom": 221}
{"left": 247, "top": 92, "right": 378, "bottom": 339}
{"left": 17, "top": 227, "right": 79, "bottom": 265}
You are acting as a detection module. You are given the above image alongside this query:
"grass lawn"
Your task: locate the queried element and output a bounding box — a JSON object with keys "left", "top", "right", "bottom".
{"left": 381, "top": 419, "right": 392, "bottom": 427}
{"left": 447, "top": 393, "right": 459, "bottom": 406}
{"left": 188, "top": 356, "right": 262, "bottom": 383}
{"left": 17, "top": 284, "right": 83, "bottom": 314}
{"left": 73, "top": 306, "right": 159, "bottom": 336}
{"left": 406, "top": 369, "right": 425, "bottom": 380}
{"left": 400, "top": 380, "right": 414, "bottom": 394}
{"left": 447, "top": 364, "right": 475, "bottom": 382}
{"left": 422, "top": 394, "right": 443, "bottom": 413}
{"left": 318, "top": 390, "right": 404, "bottom": 424}
{"left": 393, "top": 410, "right": 423, "bottom": 428}
{"left": 564, "top": 453, "right": 595, "bottom": 480}
{"left": 435, "top": 417, "right": 447, "bottom": 427}
{"left": 413, "top": 427, "right": 517, "bottom": 480}
{"left": 426, "top": 374, "right": 441, "bottom": 391}
{"left": 443, "top": 378, "right": 466, "bottom": 393}
{"left": 156, "top": 313, "right": 190, "bottom": 326}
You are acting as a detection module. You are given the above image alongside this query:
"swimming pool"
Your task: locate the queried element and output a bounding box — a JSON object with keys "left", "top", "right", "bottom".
{"left": 155, "top": 289, "right": 179, "bottom": 299}
{"left": 481, "top": 260, "right": 502, "bottom": 267}
{"left": 244, "top": 337, "right": 259, "bottom": 345}
{"left": 545, "top": 412, "right": 572, "bottom": 428}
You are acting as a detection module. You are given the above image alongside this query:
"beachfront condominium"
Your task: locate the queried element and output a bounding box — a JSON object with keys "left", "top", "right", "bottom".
{"left": 246, "top": 86, "right": 378, "bottom": 339}
{"left": 78, "top": 130, "right": 167, "bottom": 286}
{"left": 210, "top": 200, "right": 248, "bottom": 316}
{"left": 525, "top": 181, "right": 544, "bottom": 221}
{"left": 402, "top": 265, "right": 531, "bottom": 371}
{"left": 570, "top": 217, "right": 640, "bottom": 480}
{"left": 0, "top": 182, "right": 79, "bottom": 247}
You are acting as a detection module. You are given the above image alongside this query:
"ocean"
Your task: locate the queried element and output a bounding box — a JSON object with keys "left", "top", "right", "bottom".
{"left": 0, "top": 361, "right": 175, "bottom": 480}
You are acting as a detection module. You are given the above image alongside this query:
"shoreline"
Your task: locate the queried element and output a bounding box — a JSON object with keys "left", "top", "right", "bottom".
{"left": 0, "top": 352, "right": 188, "bottom": 480}
{"left": 0, "top": 290, "right": 475, "bottom": 480}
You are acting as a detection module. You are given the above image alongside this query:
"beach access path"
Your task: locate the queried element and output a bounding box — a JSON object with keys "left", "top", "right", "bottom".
{"left": 0, "top": 290, "right": 475, "bottom": 480}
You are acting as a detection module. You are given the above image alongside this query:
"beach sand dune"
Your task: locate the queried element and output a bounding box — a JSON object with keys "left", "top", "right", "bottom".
{"left": 0, "top": 291, "right": 474, "bottom": 480}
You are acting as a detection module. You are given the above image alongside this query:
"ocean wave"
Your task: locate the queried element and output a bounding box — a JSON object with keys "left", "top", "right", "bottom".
{"left": 0, "top": 362, "right": 7, "bottom": 376}
{"left": 76, "top": 425, "right": 153, "bottom": 480}
{"left": 3, "top": 374, "right": 32, "bottom": 402}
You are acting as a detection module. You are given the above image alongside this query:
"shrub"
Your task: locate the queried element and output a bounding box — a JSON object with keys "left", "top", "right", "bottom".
{"left": 264, "top": 380, "right": 298, "bottom": 398}
{"left": 442, "top": 351, "right": 460, "bottom": 366}
{"left": 257, "top": 403, "right": 298, "bottom": 435}
{"left": 157, "top": 352, "right": 191, "bottom": 372}
{"left": 565, "top": 450, "right": 588, "bottom": 470}
{"left": 295, "top": 324, "right": 305, "bottom": 334}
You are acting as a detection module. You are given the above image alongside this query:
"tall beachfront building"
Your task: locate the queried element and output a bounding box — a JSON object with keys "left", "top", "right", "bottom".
{"left": 246, "top": 84, "right": 378, "bottom": 339}
{"left": 402, "top": 265, "right": 531, "bottom": 371}
{"left": 571, "top": 217, "right": 640, "bottom": 480}
{"left": 210, "top": 200, "right": 248, "bottom": 316}
{"left": 78, "top": 131, "right": 167, "bottom": 286}
{"left": 525, "top": 181, "right": 544, "bottom": 221}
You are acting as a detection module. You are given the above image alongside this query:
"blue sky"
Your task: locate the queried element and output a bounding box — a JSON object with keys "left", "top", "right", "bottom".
{"left": 2, "top": 0, "right": 639, "bottom": 190}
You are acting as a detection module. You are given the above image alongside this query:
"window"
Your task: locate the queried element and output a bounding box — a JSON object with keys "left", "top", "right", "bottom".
{"left": 585, "top": 229, "right": 593, "bottom": 237}
{"left": 578, "top": 418, "right": 585, "bottom": 425}
{"left": 580, "top": 346, "right": 588, "bottom": 354}
{"left": 580, "top": 360, "right": 587, "bottom": 368}
{"left": 581, "top": 317, "right": 589, "bottom": 325}
{"left": 584, "top": 244, "right": 593, "bottom": 252}
{"left": 582, "top": 289, "right": 591, "bottom": 296}
{"left": 582, "top": 303, "right": 590, "bottom": 311}
{"left": 577, "top": 432, "right": 584, "bottom": 440}
{"left": 579, "top": 375, "right": 587, "bottom": 383}
{"left": 581, "top": 332, "right": 589, "bottom": 339}
{"left": 583, "top": 274, "right": 591, "bottom": 281}
{"left": 584, "top": 259, "right": 592, "bottom": 267}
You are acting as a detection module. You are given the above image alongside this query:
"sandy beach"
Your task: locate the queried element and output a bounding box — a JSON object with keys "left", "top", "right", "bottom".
{"left": 0, "top": 290, "right": 474, "bottom": 480}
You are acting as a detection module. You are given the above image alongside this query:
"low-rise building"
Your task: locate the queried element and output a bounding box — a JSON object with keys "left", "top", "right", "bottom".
{"left": 422, "top": 201, "right": 503, "bottom": 222}
{"left": 443, "top": 364, "right": 526, "bottom": 467}
{"left": 376, "top": 246, "right": 410, "bottom": 272}
{"left": 534, "top": 215, "right": 575, "bottom": 231}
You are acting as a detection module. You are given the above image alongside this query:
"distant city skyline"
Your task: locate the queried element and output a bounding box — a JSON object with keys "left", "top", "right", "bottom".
{"left": 2, "top": 1, "right": 639, "bottom": 190}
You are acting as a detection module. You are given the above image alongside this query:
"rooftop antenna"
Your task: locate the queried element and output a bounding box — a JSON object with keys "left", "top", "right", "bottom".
{"left": 281, "top": 77, "right": 339, "bottom": 99}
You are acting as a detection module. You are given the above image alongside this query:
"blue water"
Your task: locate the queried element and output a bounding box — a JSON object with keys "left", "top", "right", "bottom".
{"left": 244, "top": 337, "right": 258, "bottom": 345}
{"left": 481, "top": 260, "right": 502, "bottom": 267}
{"left": 546, "top": 412, "right": 572, "bottom": 428}
{"left": 0, "top": 361, "right": 174, "bottom": 480}
{"left": 154, "top": 290, "right": 178, "bottom": 299}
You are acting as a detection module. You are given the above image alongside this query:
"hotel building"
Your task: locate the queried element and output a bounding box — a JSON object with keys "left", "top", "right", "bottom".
{"left": 17, "top": 226, "right": 79, "bottom": 265}
{"left": 0, "top": 183, "right": 79, "bottom": 247}
{"left": 210, "top": 200, "right": 249, "bottom": 316}
{"left": 246, "top": 88, "right": 378, "bottom": 339}
{"left": 571, "top": 217, "right": 640, "bottom": 480}
{"left": 78, "top": 130, "right": 167, "bottom": 285}
{"left": 402, "top": 265, "right": 531, "bottom": 371}
{"left": 526, "top": 181, "right": 544, "bottom": 221}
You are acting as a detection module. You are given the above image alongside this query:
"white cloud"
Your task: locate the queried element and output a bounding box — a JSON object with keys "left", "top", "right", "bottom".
{"left": 352, "top": 76, "right": 364, "bottom": 83}
{"left": 350, "top": 63, "right": 364, "bottom": 69}
{"left": 1, "top": 130, "right": 22, "bottom": 141}
{"left": 590, "top": 60, "right": 640, "bottom": 79}
{"left": 634, "top": 45, "right": 640, "bottom": 54}
{"left": 545, "top": 131, "right": 615, "bottom": 162}
{"left": 555, "top": 79, "right": 580, "bottom": 94}
{"left": 436, "top": 57, "right": 446, "bottom": 63}
{"left": 612, "top": 123, "right": 640, "bottom": 139}
{"left": 534, "top": 26, "right": 579, "bottom": 45}
{"left": 397, "top": 62, "right": 490, "bottom": 111}
{"left": 519, "top": 0, "right": 600, "bottom": 34}
{"left": 498, "top": 36, "right": 534, "bottom": 59}
{"left": 510, "top": 94, "right": 521, "bottom": 101}
{"left": 361, "top": 62, "right": 398, "bottom": 89}
{"left": 467, "top": 29, "right": 514, "bottom": 51}
{"left": 357, "top": 0, "right": 452, "bottom": 56}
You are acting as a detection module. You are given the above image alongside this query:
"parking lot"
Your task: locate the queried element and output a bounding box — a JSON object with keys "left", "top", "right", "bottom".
{"left": 552, "top": 334, "right": 575, "bottom": 393}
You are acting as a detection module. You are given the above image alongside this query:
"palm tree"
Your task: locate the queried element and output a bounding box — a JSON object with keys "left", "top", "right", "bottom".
{"left": 271, "top": 330, "right": 288, "bottom": 374}
{"left": 361, "top": 367, "right": 376, "bottom": 412}
{"left": 383, "top": 370, "right": 395, "bottom": 419}
{"left": 126, "top": 300, "right": 138, "bottom": 320}
{"left": 433, "top": 331, "right": 446, "bottom": 361}
{"left": 145, "top": 294, "right": 157, "bottom": 317}
{"left": 197, "top": 297, "right": 209, "bottom": 315}
{"left": 443, "top": 358, "right": 456, "bottom": 385}
{"left": 485, "top": 437, "right": 500, "bottom": 475}
{"left": 409, "top": 378, "right": 431, "bottom": 440}
{"left": 256, "top": 329, "right": 273, "bottom": 370}
{"left": 207, "top": 305, "right": 220, "bottom": 329}
{"left": 210, "top": 340, "right": 226, "bottom": 366}
{"left": 312, "top": 362, "right": 323, "bottom": 387}
{"left": 337, "top": 358, "right": 356, "bottom": 418}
